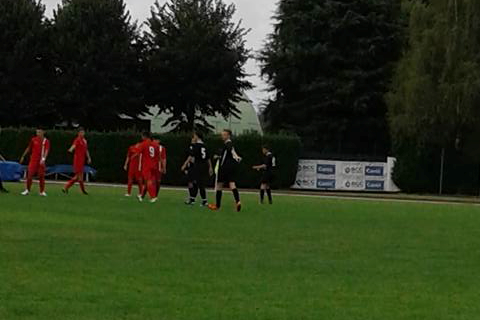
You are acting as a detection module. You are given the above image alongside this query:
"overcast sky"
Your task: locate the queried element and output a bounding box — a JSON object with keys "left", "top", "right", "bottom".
{"left": 42, "top": 0, "right": 277, "bottom": 107}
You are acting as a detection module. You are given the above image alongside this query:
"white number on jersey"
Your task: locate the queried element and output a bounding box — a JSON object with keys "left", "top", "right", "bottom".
{"left": 272, "top": 156, "right": 276, "bottom": 167}
{"left": 149, "top": 146, "right": 155, "bottom": 158}
{"left": 201, "top": 147, "right": 207, "bottom": 159}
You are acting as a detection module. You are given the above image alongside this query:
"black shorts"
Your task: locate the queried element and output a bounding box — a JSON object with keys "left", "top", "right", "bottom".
{"left": 261, "top": 171, "right": 274, "bottom": 184}
{"left": 218, "top": 164, "right": 237, "bottom": 184}
{"left": 185, "top": 166, "right": 195, "bottom": 183}
{"left": 192, "top": 163, "right": 210, "bottom": 186}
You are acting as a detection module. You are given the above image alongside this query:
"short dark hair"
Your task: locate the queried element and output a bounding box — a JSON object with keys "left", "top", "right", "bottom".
{"left": 262, "top": 145, "right": 270, "bottom": 151}
{"left": 78, "top": 127, "right": 85, "bottom": 132}
{"left": 142, "top": 131, "right": 151, "bottom": 139}
{"left": 223, "top": 129, "right": 232, "bottom": 136}
{"left": 195, "top": 131, "right": 204, "bottom": 140}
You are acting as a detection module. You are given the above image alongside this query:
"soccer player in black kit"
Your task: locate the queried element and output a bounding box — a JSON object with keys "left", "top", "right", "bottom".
{"left": 181, "top": 132, "right": 213, "bottom": 206}
{"left": 253, "top": 146, "right": 276, "bottom": 204}
{"left": 209, "top": 129, "right": 242, "bottom": 212}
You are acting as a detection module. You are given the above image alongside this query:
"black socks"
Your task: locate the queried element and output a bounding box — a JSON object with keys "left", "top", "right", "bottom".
{"left": 266, "top": 188, "right": 272, "bottom": 204}
{"left": 232, "top": 188, "right": 240, "bottom": 203}
{"left": 216, "top": 190, "right": 223, "bottom": 208}
{"left": 260, "top": 189, "right": 265, "bottom": 203}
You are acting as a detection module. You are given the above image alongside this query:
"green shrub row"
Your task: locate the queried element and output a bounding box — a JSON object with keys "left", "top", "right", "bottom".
{"left": 0, "top": 128, "right": 301, "bottom": 189}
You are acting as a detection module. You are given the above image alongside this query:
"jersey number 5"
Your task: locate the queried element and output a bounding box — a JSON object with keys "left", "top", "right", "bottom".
{"left": 201, "top": 147, "right": 207, "bottom": 159}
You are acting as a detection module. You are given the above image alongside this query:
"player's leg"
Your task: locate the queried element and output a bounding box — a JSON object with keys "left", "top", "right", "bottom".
{"left": 260, "top": 183, "right": 266, "bottom": 204}
{"left": 78, "top": 172, "right": 87, "bottom": 195}
{"left": 64, "top": 173, "right": 78, "bottom": 193}
{"left": 197, "top": 166, "right": 208, "bottom": 206}
{"left": 198, "top": 179, "right": 207, "bottom": 206}
{"left": 23, "top": 165, "right": 36, "bottom": 195}
{"left": 230, "top": 181, "right": 241, "bottom": 212}
{"left": 126, "top": 174, "right": 134, "bottom": 196}
{"left": 266, "top": 183, "right": 273, "bottom": 204}
{"left": 186, "top": 170, "right": 198, "bottom": 204}
{"left": 215, "top": 182, "right": 223, "bottom": 209}
{"left": 38, "top": 164, "right": 46, "bottom": 196}
{"left": 0, "top": 175, "right": 8, "bottom": 193}
{"left": 137, "top": 176, "right": 144, "bottom": 195}
{"left": 146, "top": 170, "right": 157, "bottom": 202}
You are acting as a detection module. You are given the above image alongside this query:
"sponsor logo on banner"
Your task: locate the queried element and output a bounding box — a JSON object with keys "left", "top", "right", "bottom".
{"left": 297, "top": 163, "right": 316, "bottom": 174}
{"left": 317, "top": 179, "right": 336, "bottom": 189}
{"left": 295, "top": 179, "right": 316, "bottom": 188}
{"left": 365, "top": 166, "right": 384, "bottom": 177}
{"left": 343, "top": 163, "right": 363, "bottom": 175}
{"left": 366, "top": 180, "right": 385, "bottom": 191}
{"left": 343, "top": 179, "right": 364, "bottom": 189}
{"left": 317, "top": 164, "right": 336, "bottom": 175}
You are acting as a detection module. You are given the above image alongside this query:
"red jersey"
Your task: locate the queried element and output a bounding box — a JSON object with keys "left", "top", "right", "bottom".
{"left": 73, "top": 137, "right": 88, "bottom": 165}
{"left": 127, "top": 144, "right": 141, "bottom": 173}
{"left": 29, "top": 136, "right": 50, "bottom": 164}
{"left": 139, "top": 139, "right": 159, "bottom": 172}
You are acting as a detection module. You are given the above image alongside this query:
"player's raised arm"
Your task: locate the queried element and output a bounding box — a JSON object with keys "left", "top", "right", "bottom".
{"left": 0, "top": 153, "right": 6, "bottom": 162}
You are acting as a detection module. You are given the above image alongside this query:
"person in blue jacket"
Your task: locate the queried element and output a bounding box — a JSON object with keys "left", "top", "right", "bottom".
{"left": 0, "top": 152, "right": 8, "bottom": 193}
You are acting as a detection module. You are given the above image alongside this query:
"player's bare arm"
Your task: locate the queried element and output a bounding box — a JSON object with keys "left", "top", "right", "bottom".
{"left": 0, "top": 153, "right": 6, "bottom": 162}
{"left": 19, "top": 146, "right": 31, "bottom": 164}
{"left": 87, "top": 150, "right": 92, "bottom": 164}
{"left": 181, "top": 156, "right": 193, "bottom": 172}
{"left": 232, "top": 148, "right": 242, "bottom": 162}
{"left": 253, "top": 164, "right": 266, "bottom": 171}
{"left": 208, "top": 159, "right": 214, "bottom": 176}
{"left": 68, "top": 144, "right": 76, "bottom": 153}
{"left": 162, "top": 159, "right": 167, "bottom": 174}
{"left": 124, "top": 154, "right": 130, "bottom": 171}
{"left": 41, "top": 149, "right": 49, "bottom": 165}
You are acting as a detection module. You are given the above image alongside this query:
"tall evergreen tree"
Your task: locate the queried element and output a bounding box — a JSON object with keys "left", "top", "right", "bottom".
{"left": 51, "top": 0, "right": 145, "bottom": 129}
{"left": 260, "top": 0, "right": 403, "bottom": 154}
{"left": 0, "top": 0, "right": 54, "bottom": 127}
{"left": 144, "top": 0, "right": 252, "bottom": 132}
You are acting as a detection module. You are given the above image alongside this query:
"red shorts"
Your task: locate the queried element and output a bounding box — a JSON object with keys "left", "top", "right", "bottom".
{"left": 73, "top": 161, "right": 85, "bottom": 174}
{"left": 142, "top": 167, "right": 157, "bottom": 181}
{"left": 154, "top": 170, "right": 162, "bottom": 182}
{"left": 28, "top": 162, "right": 46, "bottom": 177}
{"left": 128, "top": 169, "right": 142, "bottom": 181}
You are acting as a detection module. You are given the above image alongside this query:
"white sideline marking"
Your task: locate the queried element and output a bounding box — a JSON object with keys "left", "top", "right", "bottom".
{"left": 22, "top": 180, "right": 480, "bottom": 207}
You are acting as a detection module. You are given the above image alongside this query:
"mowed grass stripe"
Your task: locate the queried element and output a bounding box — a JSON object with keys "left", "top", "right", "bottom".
{"left": 1, "top": 183, "right": 480, "bottom": 320}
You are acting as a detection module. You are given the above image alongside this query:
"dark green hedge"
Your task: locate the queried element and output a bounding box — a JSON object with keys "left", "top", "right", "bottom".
{"left": 0, "top": 128, "right": 301, "bottom": 189}
{"left": 392, "top": 136, "right": 480, "bottom": 195}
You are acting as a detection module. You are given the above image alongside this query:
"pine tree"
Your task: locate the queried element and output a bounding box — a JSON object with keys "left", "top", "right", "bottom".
{"left": 260, "top": 0, "right": 403, "bottom": 154}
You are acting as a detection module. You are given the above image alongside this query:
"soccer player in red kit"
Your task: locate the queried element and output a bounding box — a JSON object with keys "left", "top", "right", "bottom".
{"left": 20, "top": 128, "right": 50, "bottom": 196}
{"left": 124, "top": 143, "right": 143, "bottom": 197}
{"left": 153, "top": 139, "right": 167, "bottom": 197}
{"left": 137, "top": 132, "right": 159, "bottom": 203}
{"left": 63, "top": 127, "right": 92, "bottom": 194}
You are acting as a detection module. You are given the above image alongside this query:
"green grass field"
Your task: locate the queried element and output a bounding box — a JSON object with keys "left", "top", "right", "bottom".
{"left": 1, "top": 183, "right": 480, "bottom": 320}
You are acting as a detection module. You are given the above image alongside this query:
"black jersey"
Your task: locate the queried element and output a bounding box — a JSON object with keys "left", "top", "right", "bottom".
{"left": 190, "top": 142, "right": 209, "bottom": 165}
{"left": 220, "top": 140, "right": 238, "bottom": 167}
{"left": 263, "top": 152, "right": 276, "bottom": 172}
